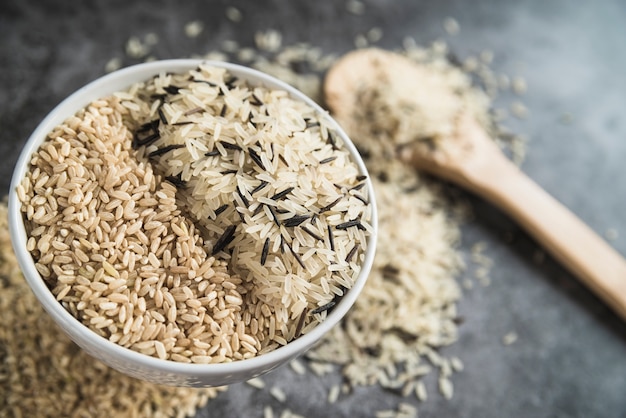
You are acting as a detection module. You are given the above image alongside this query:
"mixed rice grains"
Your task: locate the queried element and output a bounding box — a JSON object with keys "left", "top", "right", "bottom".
{"left": 17, "top": 65, "right": 372, "bottom": 363}
{"left": 2, "top": 22, "right": 527, "bottom": 418}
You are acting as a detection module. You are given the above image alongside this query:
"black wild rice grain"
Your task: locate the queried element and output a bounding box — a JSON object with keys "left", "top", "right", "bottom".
{"left": 356, "top": 175, "right": 368, "bottom": 182}
{"left": 132, "top": 120, "right": 160, "bottom": 149}
{"left": 192, "top": 78, "right": 217, "bottom": 87}
{"left": 319, "top": 156, "right": 337, "bottom": 165}
{"left": 220, "top": 104, "right": 228, "bottom": 117}
{"left": 267, "top": 204, "right": 280, "bottom": 226}
{"left": 327, "top": 225, "right": 335, "bottom": 251}
{"left": 236, "top": 188, "right": 249, "bottom": 207}
{"left": 278, "top": 154, "right": 289, "bottom": 167}
{"left": 301, "top": 226, "right": 323, "bottom": 241}
{"left": 319, "top": 197, "right": 342, "bottom": 213}
{"left": 221, "top": 142, "right": 242, "bottom": 151}
{"left": 345, "top": 243, "right": 359, "bottom": 263}
{"left": 148, "top": 144, "right": 184, "bottom": 158}
{"left": 270, "top": 187, "right": 294, "bottom": 201}
{"left": 214, "top": 204, "right": 229, "bottom": 216}
{"left": 336, "top": 219, "right": 365, "bottom": 230}
{"left": 251, "top": 204, "right": 264, "bottom": 217}
{"left": 353, "top": 194, "right": 369, "bottom": 205}
{"left": 225, "top": 76, "right": 238, "bottom": 88}
{"left": 212, "top": 224, "right": 237, "bottom": 255}
{"left": 250, "top": 93, "right": 264, "bottom": 106}
{"left": 165, "top": 174, "right": 187, "bottom": 189}
{"left": 248, "top": 111, "right": 257, "bottom": 128}
{"left": 249, "top": 149, "right": 265, "bottom": 170}
{"left": 282, "top": 214, "right": 309, "bottom": 228}
{"left": 327, "top": 132, "right": 338, "bottom": 150}
{"left": 261, "top": 237, "right": 270, "bottom": 266}
{"left": 294, "top": 307, "right": 309, "bottom": 337}
{"left": 150, "top": 93, "right": 167, "bottom": 102}
{"left": 157, "top": 107, "right": 168, "bottom": 125}
{"left": 205, "top": 150, "right": 221, "bottom": 157}
{"left": 311, "top": 301, "right": 336, "bottom": 315}
{"left": 221, "top": 169, "right": 238, "bottom": 175}
{"left": 350, "top": 182, "right": 366, "bottom": 191}
{"left": 251, "top": 180, "right": 269, "bottom": 195}
{"left": 163, "top": 85, "right": 181, "bottom": 95}
{"left": 288, "top": 243, "right": 306, "bottom": 269}
{"left": 164, "top": 174, "right": 186, "bottom": 188}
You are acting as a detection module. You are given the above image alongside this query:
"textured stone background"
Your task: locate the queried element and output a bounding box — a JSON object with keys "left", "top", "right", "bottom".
{"left": 2, "top": 0, "right": 625, "bottom": 417}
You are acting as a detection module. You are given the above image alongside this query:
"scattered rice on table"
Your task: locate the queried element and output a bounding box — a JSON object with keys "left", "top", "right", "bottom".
{"left": 246, "top": 377, "right": 266, "bottom": 389}
{"left": 105, "top": 57, "right": 123, "bottom": 73}
{"left": 126, "top": 36, "right": 151, "bottom": 59}
{"left": 184, "top": 21, "right": 204, "bottom": 38}
{"left": 443, "top": 17, "right": 460, "bottom": 36}
{"left": 502, "top": 331, "right": 518, "bottom": 346}
{"left": 605, "top": 228, "right": 619, "bottom": 242}
{"left": 346, "top": 0, "right": 365, "bottom": 15}
{"left": 270, "top": 386, "right": 287, "bottom": 403}
{"left": 511, "top": 76, "right": 528, "bottom": 95}
{"left": 289, "top": 359, "right": 307, "bottom": 375}
{"left": 225, "top": 7, "right": 243, "bottom": 23}
{"left": 327, "top": 384, "right": 341, "bottom": 403}
{"left": 511, "top": 101, "right": 529, "bottom": 119}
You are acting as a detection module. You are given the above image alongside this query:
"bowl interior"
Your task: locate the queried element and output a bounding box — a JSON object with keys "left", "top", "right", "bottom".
{"left": 8, "top": 59, "right": 378, "bottom": 386}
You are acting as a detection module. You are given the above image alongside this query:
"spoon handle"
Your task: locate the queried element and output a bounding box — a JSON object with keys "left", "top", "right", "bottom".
{"left": 470, "top": 137, "right": 626, "bottom": 321}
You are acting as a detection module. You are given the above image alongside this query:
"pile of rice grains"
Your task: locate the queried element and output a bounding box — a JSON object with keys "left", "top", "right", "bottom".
{"left": 2, "top": 14, "right": 530, "bottom": 418}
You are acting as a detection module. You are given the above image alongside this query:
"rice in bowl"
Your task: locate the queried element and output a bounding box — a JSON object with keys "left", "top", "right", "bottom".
{"left": 16, "top": 62, "right": 373, "bottom": 366}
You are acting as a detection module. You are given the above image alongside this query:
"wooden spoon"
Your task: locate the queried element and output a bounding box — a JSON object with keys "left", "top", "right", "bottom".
{"left": 324, "top": 48, "right": 626, "bottom": 321}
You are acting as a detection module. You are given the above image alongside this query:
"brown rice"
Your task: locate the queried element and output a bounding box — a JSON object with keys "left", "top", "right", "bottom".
{"left": 0, "top": 202, "right": 225, "bottom": 417}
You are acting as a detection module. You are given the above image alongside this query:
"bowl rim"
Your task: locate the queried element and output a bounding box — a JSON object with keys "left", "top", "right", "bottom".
{"left": 8, "top": 59, "right": 378, "bottom": 380}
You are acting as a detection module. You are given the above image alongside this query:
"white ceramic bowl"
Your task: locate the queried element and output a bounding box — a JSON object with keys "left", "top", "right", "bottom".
{"left": 8, "top": 59, "right": 377, "bottom": 387}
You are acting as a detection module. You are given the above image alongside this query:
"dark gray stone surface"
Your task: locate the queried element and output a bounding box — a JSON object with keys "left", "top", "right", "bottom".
{"left": 2, "top": 0, "right": 625, "bottom": 417}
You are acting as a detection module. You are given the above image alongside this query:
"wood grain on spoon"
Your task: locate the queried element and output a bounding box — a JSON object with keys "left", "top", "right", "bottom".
{"left": 325, "top": 48, "right": 626, "bottom": 321}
